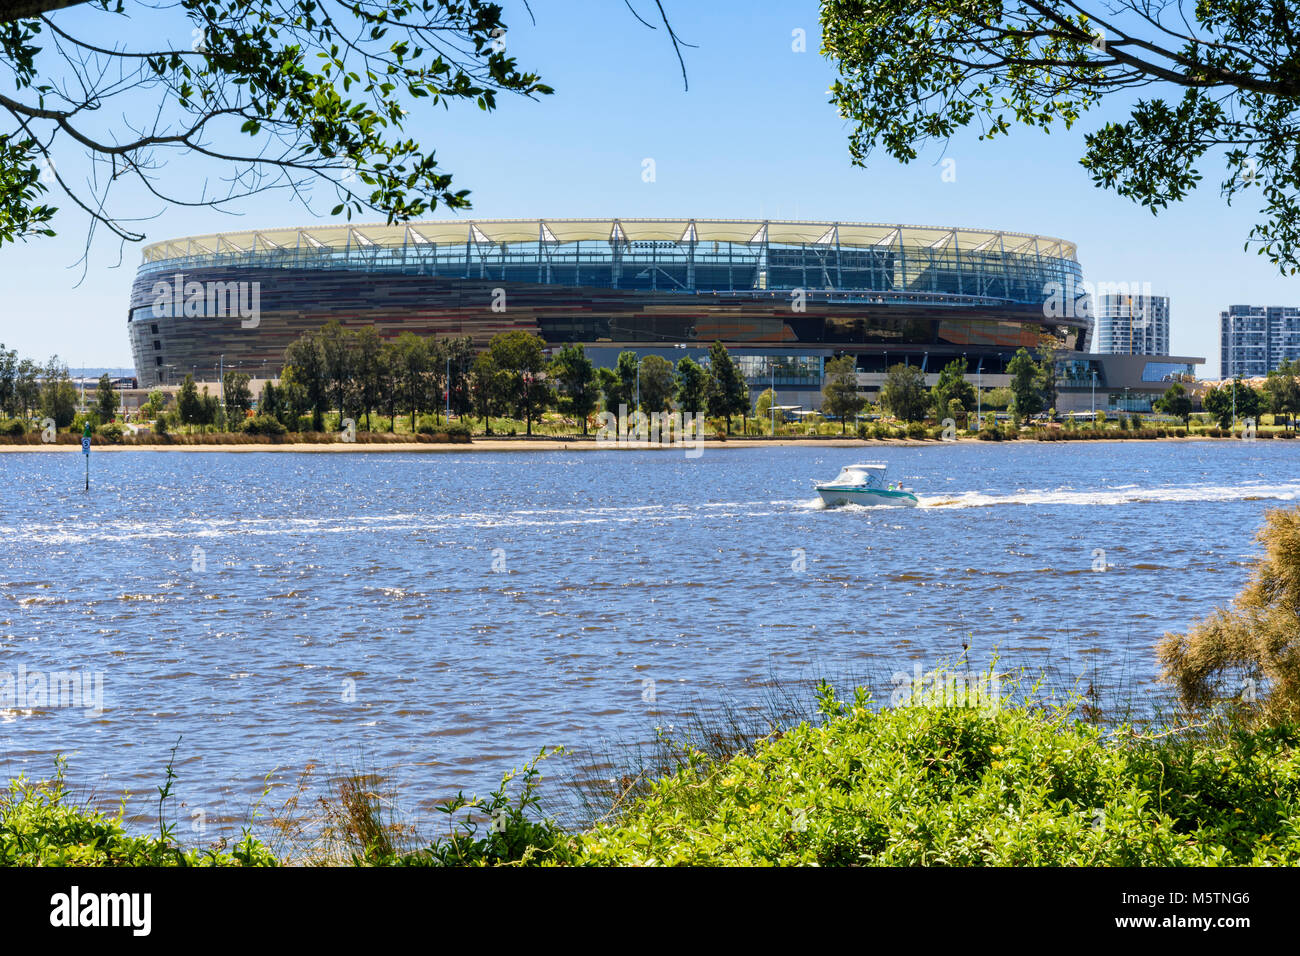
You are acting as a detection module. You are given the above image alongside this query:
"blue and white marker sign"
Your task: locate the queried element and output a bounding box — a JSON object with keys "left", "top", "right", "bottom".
{"left": 82, "top": 422, "right": 91, "bottom": 491}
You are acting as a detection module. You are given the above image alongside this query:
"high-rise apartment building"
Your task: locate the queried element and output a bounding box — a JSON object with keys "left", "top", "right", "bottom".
{"left": 1094, "top": 293, "right": 1170, "bottom": 355}
{"left": 1220, "top": 305, "right": 1300, "bottom": 377}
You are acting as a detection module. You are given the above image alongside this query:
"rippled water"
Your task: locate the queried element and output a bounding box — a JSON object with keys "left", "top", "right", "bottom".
{"left": 1, "top": 442, "right": 1296, "bottom": 835}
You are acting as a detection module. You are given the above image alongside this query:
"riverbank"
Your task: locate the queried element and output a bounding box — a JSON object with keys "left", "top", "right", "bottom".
{"left": 0, "top": 434, "right": 1274, "bottom": 452}
{"left": 7, "top": 688, "right": 1299, "bottom": 866}
{"left": 0, "top": 437, "right": 894, "bottom": 452}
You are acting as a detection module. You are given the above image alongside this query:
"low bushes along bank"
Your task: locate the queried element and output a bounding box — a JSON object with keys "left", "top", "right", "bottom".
{"left": 10, "top": 686, "right": 1300, "bottom": 867}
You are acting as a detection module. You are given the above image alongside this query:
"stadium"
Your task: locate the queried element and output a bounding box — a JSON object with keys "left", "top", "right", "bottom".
{"left": 125, "top": 217, "right": 1195, "bottom": 409}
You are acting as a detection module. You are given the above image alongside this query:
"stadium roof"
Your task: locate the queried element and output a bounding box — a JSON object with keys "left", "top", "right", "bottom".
{"left": 141, "top": 218, "right": 1078, "bottom": 264}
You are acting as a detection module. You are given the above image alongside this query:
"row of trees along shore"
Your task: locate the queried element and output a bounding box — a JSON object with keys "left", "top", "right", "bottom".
{"left": 851, "top": 348, "right": 1300, "bottom": 435}
{"left": 5, "top": 334, "right": 1300, "bottom": 441}
{"left": 177, "top": 324, "right": 753, "bottom": 437}
{"left": 0, "top": 344, "right": 127, "bottom": 435}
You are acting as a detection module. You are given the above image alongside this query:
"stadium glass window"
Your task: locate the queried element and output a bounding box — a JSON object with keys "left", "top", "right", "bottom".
{"left": 1142, "top": 362, "right": 1192, "bottom": 382}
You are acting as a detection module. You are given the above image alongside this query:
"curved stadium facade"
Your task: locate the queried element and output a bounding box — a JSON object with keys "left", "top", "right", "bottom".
{"left": 128, "top": 217, "right": 1088, "bottom": 393}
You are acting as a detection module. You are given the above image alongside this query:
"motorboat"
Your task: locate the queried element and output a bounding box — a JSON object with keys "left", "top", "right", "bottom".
{"left": 815, "top": 462, "right": 918, "bottom": 508}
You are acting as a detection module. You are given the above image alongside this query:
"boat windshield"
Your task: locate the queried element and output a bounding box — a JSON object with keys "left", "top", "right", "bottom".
{"left": 835, "top": 465, "right": 886, "bottom": 488}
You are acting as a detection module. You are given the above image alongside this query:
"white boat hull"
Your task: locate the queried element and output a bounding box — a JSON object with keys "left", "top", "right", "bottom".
{"left": 816, "top": 486, "right": 918, "bottom": 508}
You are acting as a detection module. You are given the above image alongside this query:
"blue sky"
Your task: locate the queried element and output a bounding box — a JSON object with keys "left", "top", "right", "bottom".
{"left": 1, "top": 1, "right": 1296, "bottom": 376}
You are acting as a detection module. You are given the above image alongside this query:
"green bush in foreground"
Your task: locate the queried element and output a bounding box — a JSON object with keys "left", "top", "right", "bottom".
{"left": 12, "top": 688, "right": 1300, "bottom": 867}
{"left": 0, "top": 759, "right": 277, "bottom": 866}
{"left": 566, "top": 687, "right": 1300, "bottom": 866}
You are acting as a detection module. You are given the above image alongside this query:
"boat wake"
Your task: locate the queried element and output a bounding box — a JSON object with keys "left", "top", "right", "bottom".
{"left": 916, "top": 482, "right": 1300, "bottom": 509}
{"left": 5, "top": 482, "right": 1299, "bottom": 545}
{"left": 800, "top": 497, "right": 906, "bottom": 511}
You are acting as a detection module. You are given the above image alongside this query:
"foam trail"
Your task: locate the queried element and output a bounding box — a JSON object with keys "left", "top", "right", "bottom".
{"left": 917, "top": 482, "right": 1300, "bottom": 510}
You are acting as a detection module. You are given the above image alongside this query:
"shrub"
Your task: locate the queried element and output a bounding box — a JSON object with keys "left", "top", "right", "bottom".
{"left": 0, "top": 758, "right": 277, "bottom": 866}
{"left": 442, "top": 421, "right": 472, "bottom": 439}
{"left": 0, "top": 419, "right": 25, "bottom": 436}
{"left": 568, "top": 683, "right": 1300, "bottom": 866}
{"left": 95, "top": 422, "right": 124, "bottom": 443}
{"left": 1159, "top": 506, "right": 1300, "bottom": 725}
{"left": 241, "top": 414, "right": 287, "bottom": 436}
{"left": 905, "top": 421, "right": 927, "bottom": 439}
{"left": 383, "top": 751, "right": 574, "bottom": 866}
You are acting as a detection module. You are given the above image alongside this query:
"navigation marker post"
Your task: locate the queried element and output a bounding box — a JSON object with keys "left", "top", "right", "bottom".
{"left": 82, "top": 422, "right": 91, "bottom": 492}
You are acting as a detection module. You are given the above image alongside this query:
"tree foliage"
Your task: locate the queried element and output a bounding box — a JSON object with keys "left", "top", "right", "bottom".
{"left": 596, "top": 351, "right": 638, "bottom": 415}
{"left": 821, "top": 354, "right": 865, "bottom": 433}
{"left": 549, "top": 343, "right": 598, "bottom": 434}
{"left": 175, "top": 373, "right": 201, "bottom": 430}
{"left": 879, "top": 362, "right": 927, "bottom": 422}
{"left": 283, "top": 332, "right": 328, "bottom": 430}
{"left": 1203, "top": 378, "right": 1262, "bottom": 429}
{"left": 822, "top": 0, "right": 1300, "bottom": 271}
{"left": 485, "top": 330, "right": 548, "bottom": 436}
{"left": 637, "top": 354, "right": 675, "bottom": 414}
{"left": 0, "top": 0, "right": 552, "bottom": 247}
{"left": 705, "top": 342, "right": 749, "bottom": 434}
{"left": 93, "top": 372, "right": 118, "bottom": 423}
{"left": 1264, "top": 359, "right": 1300, "bottom": 430}
{"left": 674, "top": 355, "right": 709, "bottom": 415}
{"left": 222, "top": 370, "right": 252, "bottom": 421}
{"left": 1160, "top": 506, "right": 1300, "bottom": 724}
{"left": 930, "top": 356, "right": 975, "bottom": 420}
{"left": 1153, "top": 381, "right": 1192, "bottom": 425}
{"left": 1007, "top": 348, "right": 1044, "bottom": 421}
{"left": 39, "top": 356, "right": 76, "bottom": 427}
